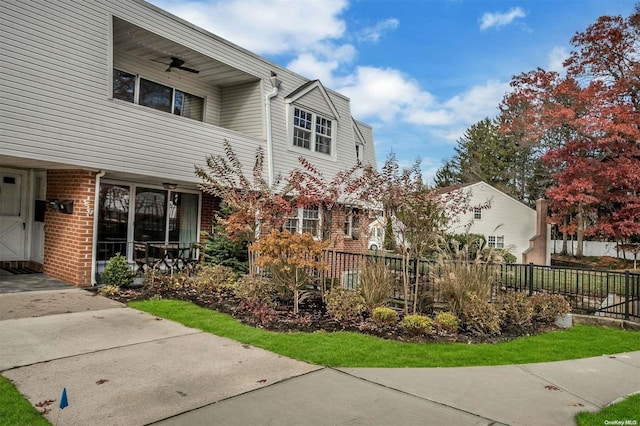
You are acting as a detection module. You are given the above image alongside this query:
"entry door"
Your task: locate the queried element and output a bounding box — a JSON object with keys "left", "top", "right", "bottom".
{"left": 0, "top": 169, "right": 27, "bottom": 261}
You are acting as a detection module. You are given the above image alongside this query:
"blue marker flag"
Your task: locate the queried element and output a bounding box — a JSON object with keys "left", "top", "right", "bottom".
{"left": 59, "top": 388, "right": 69, "bottom": 410}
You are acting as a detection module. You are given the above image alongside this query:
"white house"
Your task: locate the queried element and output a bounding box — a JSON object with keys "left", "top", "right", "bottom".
{"left": 445, "top": 182, "right": 551, "bottom": 265}
{"left": 0, "top": 0, "right": 377, "bottom": 286}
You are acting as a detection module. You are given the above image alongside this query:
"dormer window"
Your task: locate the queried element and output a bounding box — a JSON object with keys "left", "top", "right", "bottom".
{"left": 292, "top": 107, "right": 333, "bottom": 156}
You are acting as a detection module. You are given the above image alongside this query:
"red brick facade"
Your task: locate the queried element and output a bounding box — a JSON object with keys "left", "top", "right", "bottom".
{"left": 200, "top": 193, "right": 220, "bottom": 242}
{"left": 43, "top": 170, "right": 97, "bottom": 286}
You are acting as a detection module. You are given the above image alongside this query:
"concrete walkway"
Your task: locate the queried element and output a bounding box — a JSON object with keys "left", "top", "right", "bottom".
{"left": 1, "top": 288, "right": 638, "bottom": 426}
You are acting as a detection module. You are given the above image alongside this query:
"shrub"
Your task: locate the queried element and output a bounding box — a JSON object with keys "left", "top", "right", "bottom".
{"left": 101, "top": 253, "right": 134, "bottom": 287}
{"left": 97, "top": 284, "right": 120, "bottom": 297}
{"left": 401, "top": 314, "right": 433, "bottom": 336}
{"left": 201, "top": 231, "right": 248, "bottom": 274}
{"left": 359, "top": 258, "right": 395, "bottom": 312}
{"left": 237, "top": 298, "right": 278, "bottom": 327}
{"left": 500, "top": 292, "right": 534, "bottom": 330}
{"left": 434, "top": 311, "right": 459, "bottom": 335}
{"left": 325, "top": 287, "right": 366, "bottom": 322}
{"left": 251, "top": 230, "right": 327, "bottom": 314}
{"left": 460, "top": 294, "right": 501, "bottom": 336}
{"left": 192, "top": 264, "right": 237, "bottom": 293}
{"left": 235, "top": 275, "right": 278, "bottom": 306}
{"left": 372, "top": 307, "right": 398, "bottom": 325}
{"left": 144, "top": 272, "right": 189, "bottom": 294}
{"left": 530, "top": 293, "right": 572, "bottom": 324}
{"left": 502, "top": 252, "right": 517, "bottom": 264}
{"left": 433, "top": 234, "right": 499, "bottom": 317}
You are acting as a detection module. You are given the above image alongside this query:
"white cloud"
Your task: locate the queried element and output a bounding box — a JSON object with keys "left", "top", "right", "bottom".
{"left": 336, "top": 66, "right": 435, "bottom": 122}
{"left": 150, "top": 0, "right": 348, "bottom": 55}
{"left": 287, "top": 54, "right": 339, "bottom": 86}
{"left": 443, "top": 80, "right": 509, "bottom": 123}
{"left": 547, "top": 46, "right": 568, "bottom": 73}
{"left": 357, "top": 18, "right": 399, "bottom": 43}
{"left": 479, "top": 7, "right": 526, "bottom": 31}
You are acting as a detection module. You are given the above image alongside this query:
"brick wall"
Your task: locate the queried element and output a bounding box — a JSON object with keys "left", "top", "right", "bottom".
{"left": 43, "top": 170, "right": 97, "bottom": 286}
{"left": 200, "top": 193, "right": 220, "bottom": 242}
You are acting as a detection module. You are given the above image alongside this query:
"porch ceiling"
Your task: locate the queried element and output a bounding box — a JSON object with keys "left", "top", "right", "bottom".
{"left": 0, "top": 155, "right": 89, "bottom": 171}
{"left": 113, "top": 18, "right": 260, "bottom": 87}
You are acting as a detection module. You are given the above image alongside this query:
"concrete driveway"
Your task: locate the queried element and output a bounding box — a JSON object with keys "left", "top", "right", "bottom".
{"left": 1, "top": 288, "right": 638, "bottom": 426}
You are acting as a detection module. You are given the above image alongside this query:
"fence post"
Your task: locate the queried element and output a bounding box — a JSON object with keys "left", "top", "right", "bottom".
{"left": 528, "top": 263, "right": 534, "bottom": 296}
{"left": 624, "top": 270, "right": 630, "bottom": 321}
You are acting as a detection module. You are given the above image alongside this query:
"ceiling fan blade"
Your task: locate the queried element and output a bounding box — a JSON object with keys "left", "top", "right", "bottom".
{"left": 178, "top": 66, "right": 199, "bottom": 74}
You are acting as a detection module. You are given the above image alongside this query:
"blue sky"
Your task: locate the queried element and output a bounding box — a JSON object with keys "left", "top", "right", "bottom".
{"left": 149, "top": 0, "right": 637, "bottom": 182}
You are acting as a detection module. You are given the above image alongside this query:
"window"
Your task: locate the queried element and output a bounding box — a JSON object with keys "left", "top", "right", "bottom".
{"left": 473, "top": 207, "right": 482, "bottom": 220}
{"left": 343, "top": 209, "right": 360, "bottom": 240}
{"left": 283, "top": 206, "right": 321, "bottom": 238}
{"left": 488, "top": 235, "right": 504, "bottom": 249}
{"left": 113, "top": 69, "right": 136, "bottom": 103}
{"left": 112, "top": 69, "right": 204, "bottom": 121}
{"left": 292, "top": 107, "right": 333, "bottom": 155}
{"left": 355, "top": 144, "right": 363, "bottom": 162}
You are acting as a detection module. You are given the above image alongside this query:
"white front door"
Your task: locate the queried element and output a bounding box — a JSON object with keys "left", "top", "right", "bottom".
{"left": 0, "top": 169, "right": 27, "bottom": 261}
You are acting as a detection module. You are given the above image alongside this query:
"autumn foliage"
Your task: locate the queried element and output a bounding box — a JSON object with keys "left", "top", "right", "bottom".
{"left": 250, "top": 229, "right": 327, "bottom": 314}
{"left": 500, "top": 8, "right": 640, "bottom": 255}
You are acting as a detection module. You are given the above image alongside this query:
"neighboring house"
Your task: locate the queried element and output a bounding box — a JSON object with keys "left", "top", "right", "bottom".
{"left": 0, "top": 0, "right": 377, "bottom": 286}
{"left": 444, "top": 182, "right": 551, "bottom": 265}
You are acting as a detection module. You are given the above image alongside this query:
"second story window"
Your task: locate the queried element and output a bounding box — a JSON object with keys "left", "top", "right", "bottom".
{"left": 473, "top": 207, "right": 482, "bottom": 220}
{"left": 292, "top": 107, "right": 333, "bottom": 156}
{"left": 113, "top": 69, "right": 204, "bottom": 121}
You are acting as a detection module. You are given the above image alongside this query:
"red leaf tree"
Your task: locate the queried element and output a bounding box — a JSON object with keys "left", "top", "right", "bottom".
{"left": 501, "top": 9, "right": 640, "bottom": 257}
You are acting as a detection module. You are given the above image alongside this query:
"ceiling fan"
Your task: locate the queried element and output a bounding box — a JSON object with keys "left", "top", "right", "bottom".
{"left": 154, "top": 57, "right": 199, "bottom": 74}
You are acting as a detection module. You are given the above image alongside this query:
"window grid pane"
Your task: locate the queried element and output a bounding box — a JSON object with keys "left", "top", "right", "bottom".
{"left": 488, "top": 235, "right": 496, "bottom": 248}
{"left": 473, "top": 208, "right": 482, "bottom": 220}
{"left": 302, "top": 207, "right": 319, "bottom": 237}
{"left": 293, "top": 128, "right": 311, "bottom": 149}
{"left": 283, "top": 218, "right": 298, "bottom": 234}
{"left": 497, "top": 236, "right": 504, "bottom": 249}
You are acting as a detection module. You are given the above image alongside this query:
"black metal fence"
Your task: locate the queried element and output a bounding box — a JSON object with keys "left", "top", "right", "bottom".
{"left": 319, "top": 250, "right": 640, "bottom": 322}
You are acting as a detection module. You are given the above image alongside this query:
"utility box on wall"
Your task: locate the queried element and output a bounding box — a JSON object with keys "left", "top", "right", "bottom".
{"left": 59, "top": 200, "right": 74, "bottom": 214}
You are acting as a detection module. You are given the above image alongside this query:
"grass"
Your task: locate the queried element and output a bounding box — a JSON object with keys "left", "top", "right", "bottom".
{"left": 0, "top": 376, "right": 51, "bottom": 426}
{"left": 128, "top": 299, "right": 640, "bottom": 368}
{"left": 575, "top": 393, "right": 640, "bottom": 425}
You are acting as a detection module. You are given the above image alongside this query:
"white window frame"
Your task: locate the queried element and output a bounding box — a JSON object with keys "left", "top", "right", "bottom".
{"left": 473, "top": 207, "right": 482, "bottom": 220}
{"left": 343, "top": 208, "right": 360, "bottom": 240}
{"left": 289, "top": 106, "right": 336, "bottom": 159}
{"left": 284, "top": 206, "right": 321, "bottom": 239}
{"left": 112, "top": 68, "right": 205, "bottom": 121}
{"left": 487, "top": 235, "right": 504, "bottom": 249}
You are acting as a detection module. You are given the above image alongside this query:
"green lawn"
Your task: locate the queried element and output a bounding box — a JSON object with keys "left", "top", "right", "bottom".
{"left": 129, "top": 299, "right": 640, "bottom": 368}
{"left": 575, "top": 393, "right": 640, "bottom": 426}
{"left": 2, "top": 299, "right": 639, "bottom": 426}
{"left": 0, "top": 376, "right": 51, "bottom": 426}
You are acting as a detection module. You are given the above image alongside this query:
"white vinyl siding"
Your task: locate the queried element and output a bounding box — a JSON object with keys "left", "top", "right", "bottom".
{"left": 220, "top": 81, "right": 263, "bottom": 138}
{"left": 0, "top": 0, "right": 377, "bottom": 187}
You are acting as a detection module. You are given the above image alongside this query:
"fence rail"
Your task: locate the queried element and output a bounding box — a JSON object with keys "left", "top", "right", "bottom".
{"left": 319, "top": 250, "right": 640, "bottom": 322}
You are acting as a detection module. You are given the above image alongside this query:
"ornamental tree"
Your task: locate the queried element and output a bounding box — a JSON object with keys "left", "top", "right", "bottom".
{"left": 250, "top": 229, "right": 327, "bottom": 314}
{"left": 195, "top": 139, "right": 293, "bottom": 246}
{"left": 500, "top": 8, "right": 640, "bottom": 256}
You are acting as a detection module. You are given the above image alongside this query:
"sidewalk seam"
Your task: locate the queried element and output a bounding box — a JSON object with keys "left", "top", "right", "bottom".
{"left": 0, "top": 331, "right": 203, "bottom": 374}
{"left": 143, "top": 366, "right": 326, "bottom": 425}
{"left": 331, "top": 368, "right": 503, "bottom": 425}
{"left": 515, "top": 365, "right": 603, "bottom": 408}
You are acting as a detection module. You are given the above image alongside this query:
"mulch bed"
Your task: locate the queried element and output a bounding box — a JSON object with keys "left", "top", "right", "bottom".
{"left": 108, "top": 286, "right": 557, "bottom": 345}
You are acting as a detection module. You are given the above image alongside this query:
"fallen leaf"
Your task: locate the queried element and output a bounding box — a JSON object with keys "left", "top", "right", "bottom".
{"left": 257, "top": 379, "right": 267, "bottom": 383}
{"left": 545, "top": 385, "right": 560, "bottom": 391}
{"left": 569, "top": 403, "right": 584, "bottom": 407}
{"left": 96, "top": 379, "right": 109, "bottom": 385}
{"left": 608, "top": 356, "right": 616, "bottom": 359}
{"left": 176, "top": 390, "right": 187, "bottom": 397}
{"left": 40, "top": 408, "right": 52, "bottom": 415}
{"left": 35, "top": 399, "right": 55, "bottom": 407}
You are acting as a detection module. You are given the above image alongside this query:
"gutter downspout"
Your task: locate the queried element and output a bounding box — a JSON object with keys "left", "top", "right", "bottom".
{"left": 265, "top": 74, "right": 281, "bottom": 186}
{"left": 91, "top": 170, "right": 106, "bottom": 286}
